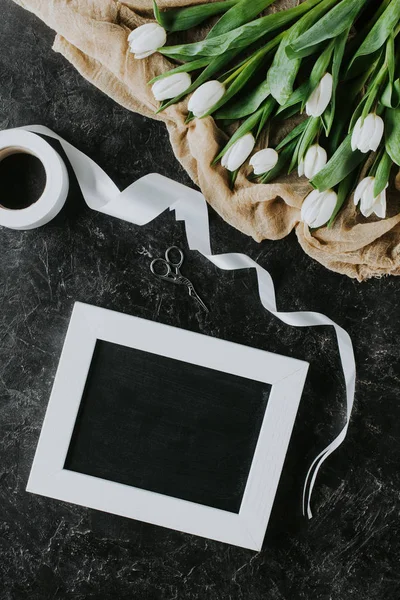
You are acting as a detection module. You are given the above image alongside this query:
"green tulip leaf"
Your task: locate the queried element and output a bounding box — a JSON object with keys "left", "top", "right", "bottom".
{"left": 323, "top": 28, "right": 349, "bottom": 136}
{"left": 215, "top": 79, "right": 270, "bottom": 119}
{"left": 160, "top": 0, "right": 322, "bottom": 59}
{"left": 201, "top": 36, "right": 282, "bottom": 118}
{"left": 268, "top": 2, "right": 340, "bottom": 106}
{"left": 256, "top": 97, "right": 277, "bottom": 138}
{"left": 207, "top": 0, "right": 275, "bottom": 39}
{"left": 267, "top": 29, "right": 302, "bottom": 107}
{"left": 276, "top": 120, "right": 308, "bottom": 151}
{"left": 381, "top": 79, "right": 400, "bottom": 108}
{"left": 385, "top": 108, "right": 400, "bottom": 166}
{"left": 287, "top": 0, "right": 368, "bottom": 59}
{"left": 348, "top": 0, "right": 400, "bottom": 70}
{"left": 327, "top": 172, "right": 355, "bottom": 228}
{"left": 268, "top": 0, "right": 340, "bottom": 105}
{"left": 311, "top": 133, "right": 365, "bottom": 191}
{"left": 153, "top": 0, "right": 238, "bottom": 32}
{"left": 275, "top": 83, "right": 310, "bottom": 115}
{"left": 374, "top": 150, "right": 393, "bottom": 196}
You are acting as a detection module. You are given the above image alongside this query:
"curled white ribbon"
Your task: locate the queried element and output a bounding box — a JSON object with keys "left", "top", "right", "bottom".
{"left": 16, "top": 125, "right": 356, "bottom": 518}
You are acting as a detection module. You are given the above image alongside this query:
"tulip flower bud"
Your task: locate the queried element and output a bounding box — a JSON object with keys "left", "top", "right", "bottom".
{"left": 305, "top": 73, "right": 333, "bottom": 118}
{"left": 354, "top": 176, "right": 387, "bottom": 219}
{"left": 298, "top": 144, "right": 327, "bottom": 179}
{"left": 128, "top": 23, "right": 167, "bottom": 59}
{"left": 152, "top": 72, "right": 192, "bottom": 101}
{"left": 351, "top": 114, "right": 384, "bottom": 154}
{"left": 188, "top": 80, "right": 225, "bottom": 117}
{"left": 221, "top": 133, "right": 256, "bottom": 172}
{"left": 301, "top": 189, "right": 337, "bottom": 228}
{"left": 249, "top": 148, "right": 279, "bottom": 175}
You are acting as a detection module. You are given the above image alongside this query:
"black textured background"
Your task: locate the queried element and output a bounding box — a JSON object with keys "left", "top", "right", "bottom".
{"left": 1, "top": 2, "right": 399, "bottom": 599}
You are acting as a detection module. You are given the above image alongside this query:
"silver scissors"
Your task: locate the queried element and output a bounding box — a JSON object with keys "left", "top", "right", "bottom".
{"left": 150, "top": 246, "right": 209, "bottom": 313}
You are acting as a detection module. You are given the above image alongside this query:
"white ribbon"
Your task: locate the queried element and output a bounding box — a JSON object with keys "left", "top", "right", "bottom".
{"left": 16, "top": 125, "right": 356, "bottom": 518}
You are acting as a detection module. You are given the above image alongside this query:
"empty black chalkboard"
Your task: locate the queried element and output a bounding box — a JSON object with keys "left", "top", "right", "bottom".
{"left": 64, "top": 340, "right": 271, "bottom": 513}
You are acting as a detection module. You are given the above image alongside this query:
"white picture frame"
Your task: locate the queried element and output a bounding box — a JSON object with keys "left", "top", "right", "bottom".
{"left": 27, "top": 302, "right": 309, "bottom": 551}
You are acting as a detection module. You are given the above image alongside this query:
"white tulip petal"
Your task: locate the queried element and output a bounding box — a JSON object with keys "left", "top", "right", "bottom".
{"left": 128, "top": 23, "right": 167, "bottom": 59}
{"left": 354, "top": 177, "right": 371, "bottom": 206}
{"left": 351, "top": 114, "right": 384, "bottom": 154}
{"left": 306, "top": 73, "right": 333, "bottom": 117}
{"left": 370, "top": 115, "right": 384, "bottom": 152}
{"left": 301, "top": 190, "right": 321, "bottom": 225}
{"left": 134, "top": 50, "right": 155, "bottom": 59}
{"left": 152, "top": 72, "right": 192, "bottom": 101}
{"left": 303, "top": 144, "right": 327, "bottom": 179}
{"left": 358, "top": 114, "right": 375, "bottom": 153}
{"left": 250, "top": 148, "right": 279, "bottom": 175}
{"left": 298, "top": 160, "right": 305, "bottom": 177}
{"left": 301, "top": 188, "right": 337, "bottom": 228}
{"left": 358, "top": 178, "right": 374, "bottom": 216}
{"left": 355, "top": 177, "right": 387, "bottom": 219}
{"left": 188, "top": 80, "right": 225, "bottom": 117}
{"left": 373, "top": 190, "right": 387, "bottom": 219}
{"left": 351, "top": 118, "right": 363, "bottom": 152}
{"left": 222, "top": 133, "right": 255, "bottom": 171}
{"left": 221, "top": 147, "right": 232, "bottom": 168}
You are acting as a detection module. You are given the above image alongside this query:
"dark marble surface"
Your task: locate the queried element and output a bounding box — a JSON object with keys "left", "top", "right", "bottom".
{"left": 1, "top": 2, "right": 400, "bottom": 599}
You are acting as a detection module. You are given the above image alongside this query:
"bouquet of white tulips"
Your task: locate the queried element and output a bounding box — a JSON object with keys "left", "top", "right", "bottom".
{"left": 128, "top": 0, "right": 400, "bottom": 229}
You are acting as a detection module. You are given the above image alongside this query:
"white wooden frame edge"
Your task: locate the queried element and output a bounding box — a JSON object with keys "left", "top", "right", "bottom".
{"left": 27, "top": 302, "right": 309, "bottom": 551}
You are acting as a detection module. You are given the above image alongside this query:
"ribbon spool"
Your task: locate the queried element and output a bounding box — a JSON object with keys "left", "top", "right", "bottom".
{"left": 0, "top": 129, "right": 69, "bottom": 230}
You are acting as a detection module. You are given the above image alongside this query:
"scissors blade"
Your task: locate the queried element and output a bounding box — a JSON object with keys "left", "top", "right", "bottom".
{"left": 187, "top": 283, "right": 209, "bottom": 313}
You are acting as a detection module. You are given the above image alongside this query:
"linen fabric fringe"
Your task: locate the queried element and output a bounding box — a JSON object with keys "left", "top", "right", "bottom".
{"left": 12, "top": 0, "right": 400, "bottom": 280}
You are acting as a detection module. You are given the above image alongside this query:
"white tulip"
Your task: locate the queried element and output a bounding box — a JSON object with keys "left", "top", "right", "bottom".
{"left": 354, "top": 176, "right": 387, "bottom": 219}
{"left": 305, "top": 73, "right": 333, "bottom": 117}
{"left": 301, "top": 189, "right": 337, "bottom": 228}
{"left": 351, "top": 114, "right": 384, "bottom": 153}
{"left": 221, "top": 133, "right": 256, "bottom": 172}
{"left": 249, "top": 148, "right": 279, "bottom": 175}
{"left": 298, "top": 144, "right": 328, "bottom": 179}
{"left": 188, "top": 80, "right": 225, "bottom": 117}
{"left": 128, "top": 23, "right": 167, "bottom": 59}
{"left": 152, "top": 72, "right": 192, "bottom": 101}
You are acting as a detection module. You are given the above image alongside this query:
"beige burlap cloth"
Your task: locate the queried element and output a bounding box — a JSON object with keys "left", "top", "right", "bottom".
{"left": 13, "top": 0, "right": 400, "bottom": 279}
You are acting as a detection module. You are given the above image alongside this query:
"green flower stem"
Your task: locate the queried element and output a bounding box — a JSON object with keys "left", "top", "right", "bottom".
{"left": 374, "top": 150, "right": 393, "bottom": 195}
{"left": 212, "top": 96, "right": 276, "bottom": 165}
{"left": 155, "top": 48, "right": 243, "bottom": 113}
{"left": 362, "top": 64, "right": 390, "bottom": 118}
{"left": 149, "top": 58, "right": 211, "bottom": 85}
{"left": 327, "top": 171, "right": 357, "bottom": 228}
{"left": 202, "top": 33, "right": 284, "bottom": 118}
{"left": 222, "top": 58, "right": 253, "bottom": 86}
{"left": 369, "top": 147, "right": 385, "bottom": 178}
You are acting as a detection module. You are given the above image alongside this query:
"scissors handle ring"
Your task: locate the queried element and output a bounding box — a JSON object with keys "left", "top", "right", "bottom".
{"left": 165, "top": 246, "right": 184, "bottom": 269}
{"left": 150, "top": 258, "right": 171, "bottom": 279}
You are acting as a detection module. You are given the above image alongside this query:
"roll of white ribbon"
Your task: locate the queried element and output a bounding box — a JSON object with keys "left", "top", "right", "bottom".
{"left": 2, "top": 125, "right": 355, "bottom": 518}
{"left": 0, "top": 129, "right": 69, "bottom": 230}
